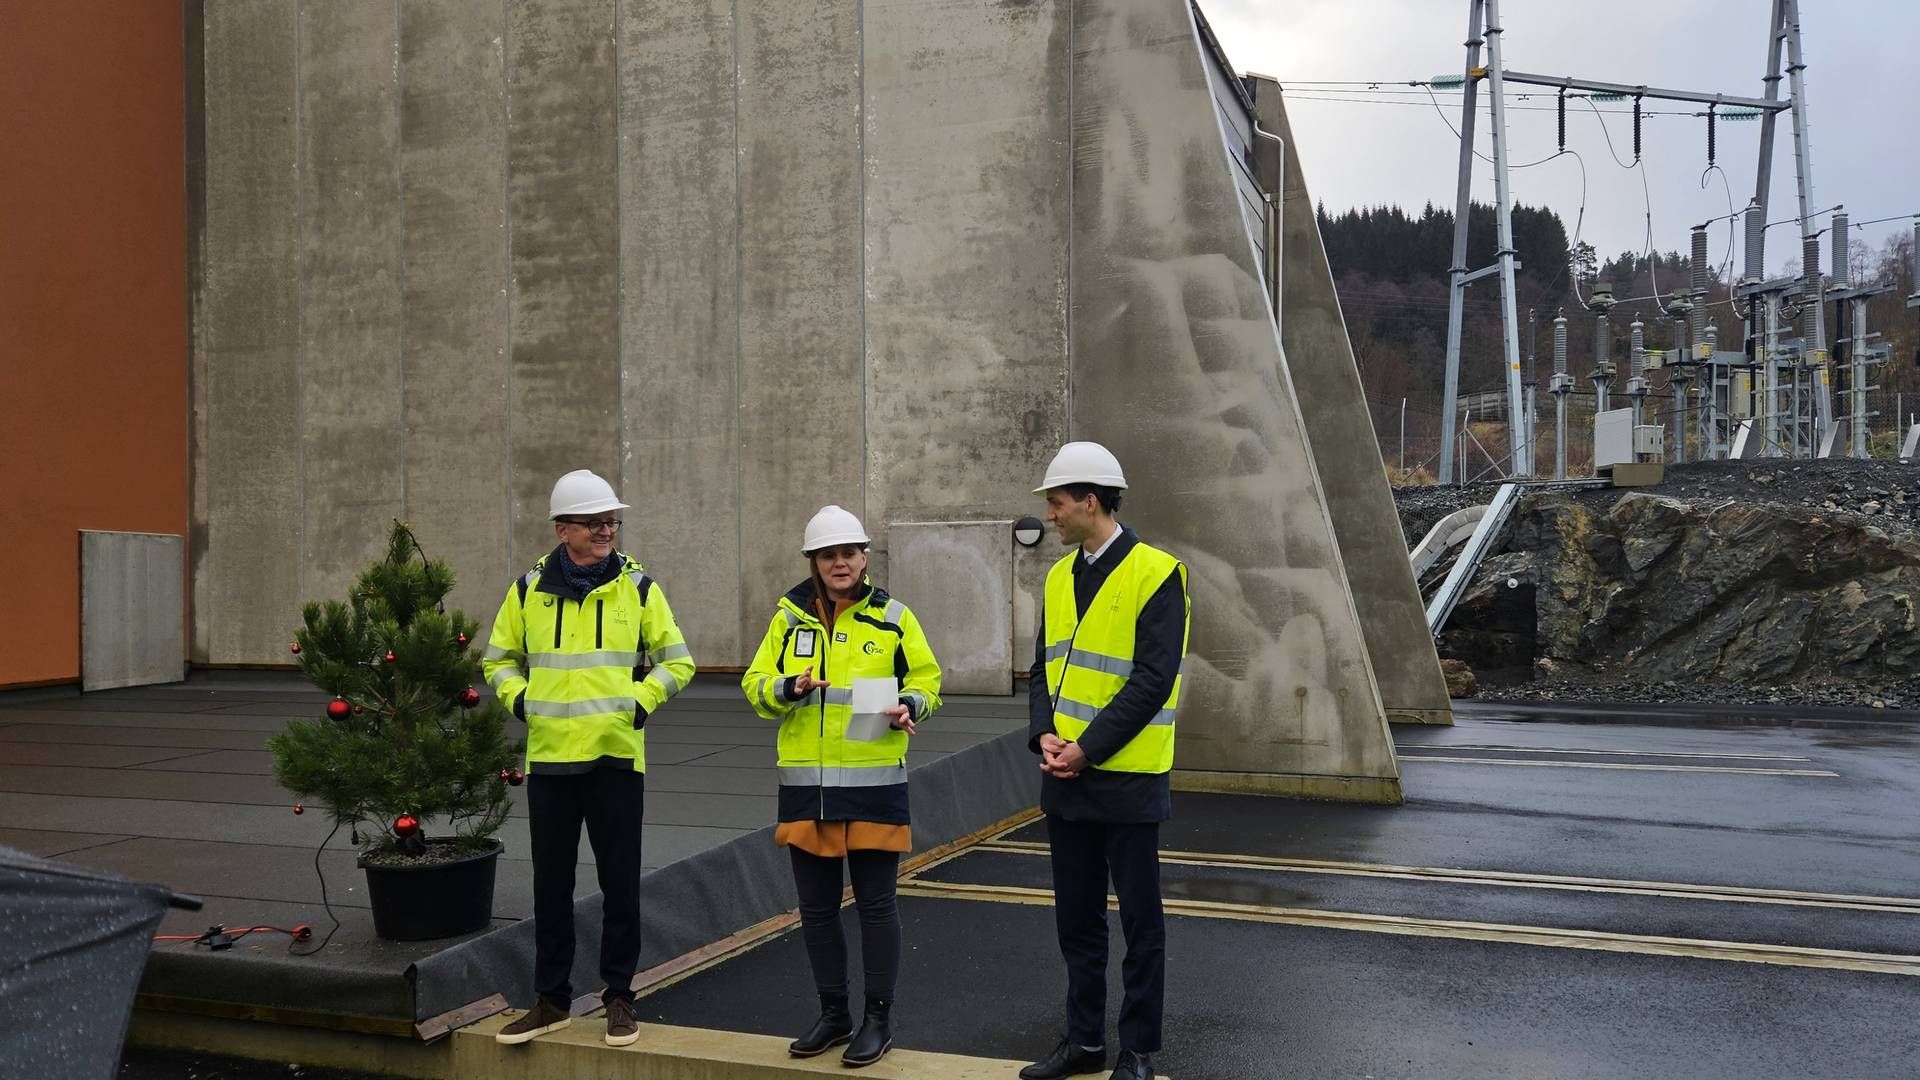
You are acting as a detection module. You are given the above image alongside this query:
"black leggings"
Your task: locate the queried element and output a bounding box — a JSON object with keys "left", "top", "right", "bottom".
{"left": 789, "top": 846, "right": 901, "bottom": 1001}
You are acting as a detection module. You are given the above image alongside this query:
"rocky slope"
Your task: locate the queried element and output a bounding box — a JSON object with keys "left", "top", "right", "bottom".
{"left": 1399, "top": 459, "right": 1920, "bottom": 708}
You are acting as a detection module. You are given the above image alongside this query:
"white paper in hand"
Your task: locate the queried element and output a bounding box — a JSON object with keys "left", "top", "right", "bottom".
{"left": 846, "top": 677, "right": 899, "bottom": 742}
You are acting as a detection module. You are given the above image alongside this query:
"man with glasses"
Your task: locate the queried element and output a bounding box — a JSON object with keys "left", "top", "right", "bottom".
{"left": 484, "top": 469, "right": 697, "bottom": 1047}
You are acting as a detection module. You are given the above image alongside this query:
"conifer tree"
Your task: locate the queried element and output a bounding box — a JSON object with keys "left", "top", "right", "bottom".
{"left": 270, "top": 522, "right": 520, "bottom": 861}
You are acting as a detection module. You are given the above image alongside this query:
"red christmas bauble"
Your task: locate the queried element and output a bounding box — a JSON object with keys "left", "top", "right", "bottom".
{"left": 457, "top": 632, "right": 469, "bottom": 646}
{"left": 385, "top": 650, "right": 396, "bottom": 663}
{"left": 293, "top": 804, "right": 304, "bottom": 815}
{"left": 290, "top": 642, "right": 302, "bottom": 655}
{"left": 326, "top": 698, "right": 351, "bottom": 721}
{"left": 460, "top": 688, "right": 481, "bottom": 708}
{"left": 393, "top": 815, "right": 421, "bottom": 837}
{"left": 500, "top": 768, "right": 524, "bottom": 787}
{"left": 354, "top": 704, "right": 364, "bottom": 714}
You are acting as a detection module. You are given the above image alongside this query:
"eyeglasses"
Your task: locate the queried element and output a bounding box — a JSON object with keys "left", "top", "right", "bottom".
{"left": 559, "top": 517, "right": 622, "bottom": 533}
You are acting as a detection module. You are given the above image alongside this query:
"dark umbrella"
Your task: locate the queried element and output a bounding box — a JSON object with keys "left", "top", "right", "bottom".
{"left": 0, "top": 843, "right": 201, "bottom": 1079}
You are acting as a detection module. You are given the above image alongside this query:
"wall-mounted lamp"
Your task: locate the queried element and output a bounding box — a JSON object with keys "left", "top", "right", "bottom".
{"left": 1013, "top": 516, "right": 1045, "bottom": 547}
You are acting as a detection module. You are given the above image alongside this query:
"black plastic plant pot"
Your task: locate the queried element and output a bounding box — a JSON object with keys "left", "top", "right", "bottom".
{"left": 359, "top": 838, "right": 502, "bottom": 941}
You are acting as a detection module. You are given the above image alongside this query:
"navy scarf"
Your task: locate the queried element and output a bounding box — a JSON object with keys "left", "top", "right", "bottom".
{"left": 554, "top": 547, "right": 618, "bottom": 598}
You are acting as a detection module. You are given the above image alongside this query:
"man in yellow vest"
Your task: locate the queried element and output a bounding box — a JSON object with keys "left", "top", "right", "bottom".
{"left": 484, "top": 469, "right": 697, "bottom": 1048}
{"left": 1021, "top": 442, "right": 1189, "bottom": 1080}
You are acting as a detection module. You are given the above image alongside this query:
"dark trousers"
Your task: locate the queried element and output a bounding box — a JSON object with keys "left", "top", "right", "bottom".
{"left": 527, "top": 768, "right": 645, "bottom": 1009}
{"left": 789, "top": 847, "right": 902, "bottom": 1001}
{"left": 1048, "top": 816, "right": 1164, "bottom": 1054}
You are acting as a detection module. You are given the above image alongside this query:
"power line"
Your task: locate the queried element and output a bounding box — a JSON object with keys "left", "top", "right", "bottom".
{"left": 1279, "top": 90, "right": 1719, "bottom": 117}
{"left": 1560, "top": 97, "right": 1665, "bottom": 306}
{"left": 1843, "top": 212, "right": 1920, "bottom": 231}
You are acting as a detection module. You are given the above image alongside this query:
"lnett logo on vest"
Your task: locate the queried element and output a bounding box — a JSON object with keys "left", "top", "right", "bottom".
{"left": 862, "top": 641, "right": 882, "bottom": 656}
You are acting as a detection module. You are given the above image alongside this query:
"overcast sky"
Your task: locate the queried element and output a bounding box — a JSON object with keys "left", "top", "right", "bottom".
{"left": 1202, "top": 0, "right": 1918, "bottom": 281}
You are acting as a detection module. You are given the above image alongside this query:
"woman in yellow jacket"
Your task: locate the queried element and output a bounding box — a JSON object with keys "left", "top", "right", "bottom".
{"left": 742, "top": 505, "right": 942, "bottom": 1068}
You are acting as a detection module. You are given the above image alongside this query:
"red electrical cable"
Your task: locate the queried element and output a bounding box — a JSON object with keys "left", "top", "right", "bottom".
{"left": 154, "top": 924, "right": 314, "bottom": 952}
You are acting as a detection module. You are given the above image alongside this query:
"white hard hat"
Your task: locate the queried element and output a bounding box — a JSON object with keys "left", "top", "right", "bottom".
{"left": 1033, "top": 441, "right": 1128, "bottom": 494}
{"left": 802, "top": 505, "right": 871, "bottom": 554}
{"left": 549, "top": 469, "right": 629, "bottom": 518}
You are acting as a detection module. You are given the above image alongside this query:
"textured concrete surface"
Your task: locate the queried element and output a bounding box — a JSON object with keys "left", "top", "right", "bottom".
{"left": 617, "top": 0, "right": 743, "bottom": 666}
{"left": 860, "top": 0, "right": 1070, "bottom": 587}
{"left": 188, "top": 0, "right": 1046, "bottom": 670}
{"left": 80, "top": 532, "right": 185, "bottom": 691}
{"left": 195, "top": 1, "right": 301, "bottom": 664}
{"left": 1064, "top": 0, "right": 1398, "bottom": 792}
{"left": 1251, "top": 78, "right": 1454, "bottom": 727}
{"left": 887, "top": 522, "right": 1013, "bottom": 695}
{"left": 454, "top": 1018, "right": 1043, "bottom": 1079}
{"left": 297, "top": 0, "right": 405, "bottom": 606}
{"left": 398, "top": 0, "right": 512, "bottom": 624}
{"left": 190, "top": 0, "right": 1410, "bottom": 797}
{"left": 505, "top": 0, "right": 621, "bottom": 568}
{"left": 734, "top": 0, "right": 866, "bottom": 627}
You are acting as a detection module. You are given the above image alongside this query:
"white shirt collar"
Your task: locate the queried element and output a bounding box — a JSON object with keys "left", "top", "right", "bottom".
{"left": 1082, "top": 522, "right": 1122, "bottom": 566}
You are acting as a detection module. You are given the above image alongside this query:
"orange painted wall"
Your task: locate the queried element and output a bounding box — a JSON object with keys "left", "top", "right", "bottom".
{"left": 0, "top": 3, "right": 189, "bottom": 687}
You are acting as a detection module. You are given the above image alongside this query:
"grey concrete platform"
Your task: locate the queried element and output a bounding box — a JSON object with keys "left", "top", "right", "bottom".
{"left": 0, "top": 672, "right": 1030, "bottom": 1030}
{"left": 639, "top": 702, "right": 1920, "bottom": 1079}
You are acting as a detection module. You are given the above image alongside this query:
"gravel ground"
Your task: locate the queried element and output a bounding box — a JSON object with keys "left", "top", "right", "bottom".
{"left": 1563, "top": 458, "right": 1920, "bottom": 526}
{"left": 1395, "top": 458, "right": 1920, "bottom": 547}
{"left": 1475, "top": 672, "right": 1920, "bottom": 711}
{"left": 1395, "top": 458, "right": 1920, "bottom": 709}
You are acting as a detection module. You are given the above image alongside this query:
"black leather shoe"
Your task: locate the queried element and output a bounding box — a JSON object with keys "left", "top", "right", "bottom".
{"left": 787, "top": 993, "right": 853, "bottom": 1058}
{"left": 1020, "top": 1038, "right": 1108, "bottom": 1079}
{"left": 1109, "top": 1049, "right": 1154, "bottom": 1080}
{"left": 840, "top": 996, "right": 893, "bottom": 1067}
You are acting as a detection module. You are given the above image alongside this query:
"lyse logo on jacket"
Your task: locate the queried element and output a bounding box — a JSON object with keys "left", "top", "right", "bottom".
{"left": 742, "top": 578, "right": 942, "bottom": 824}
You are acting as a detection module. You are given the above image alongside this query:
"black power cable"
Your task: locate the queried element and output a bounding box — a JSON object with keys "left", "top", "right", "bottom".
{"left": 289, "top": 817, "right": 345, "bottom": 956}
{"left": 151, "top": 822, "right": 343, "bottom": 957}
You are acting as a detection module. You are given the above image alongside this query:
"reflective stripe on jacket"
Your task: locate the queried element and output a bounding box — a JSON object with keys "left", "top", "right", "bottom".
{"left": 1041, "top": 542, "right": 1189, "bottom": 774}
{"left": 482, "top": 551, "right": 695, "bottom": 773}
{"left": 742, "top": 579, "right": 942, "bottom": 824}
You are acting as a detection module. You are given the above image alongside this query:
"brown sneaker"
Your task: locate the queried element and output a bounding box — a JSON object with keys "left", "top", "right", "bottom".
{"left": 495, "top": 998, "right": 571, "bottom": 1045}
{"left": 604, "top": 996, "right": 640, "bottom": 1047}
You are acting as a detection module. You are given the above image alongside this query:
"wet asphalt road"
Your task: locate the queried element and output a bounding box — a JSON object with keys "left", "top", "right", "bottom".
{"left": 639, "top": 703, "right": 1920, "bottom": 1079}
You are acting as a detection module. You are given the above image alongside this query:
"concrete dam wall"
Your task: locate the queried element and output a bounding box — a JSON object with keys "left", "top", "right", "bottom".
{"left": 192, "top": 0, "right": 1435, "bottom": 796}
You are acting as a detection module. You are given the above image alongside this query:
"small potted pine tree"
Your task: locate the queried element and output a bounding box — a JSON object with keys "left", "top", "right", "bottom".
{"left": 271, "top": 522, "right": 522, "bottom": 941}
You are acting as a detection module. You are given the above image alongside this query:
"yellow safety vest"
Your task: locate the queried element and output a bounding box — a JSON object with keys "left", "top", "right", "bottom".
{"left": 742, "top": 581, "right": 942, "bottom": 820}
{"left": 482, "top": 551, "right": 695, "bottom": 773}
{"left": 1041, "top": 542, "right": 1188, "bottom": 774}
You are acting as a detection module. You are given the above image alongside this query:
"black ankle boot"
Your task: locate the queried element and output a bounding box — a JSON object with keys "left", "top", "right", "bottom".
{"left": 788, "top": 993, "right": 853, "bottom": 1058}
{"left": 840, "top": 995, "right": 893, "bottom": 1067}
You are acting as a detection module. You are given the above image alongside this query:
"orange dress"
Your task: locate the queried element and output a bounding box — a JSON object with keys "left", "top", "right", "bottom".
{"left": 774, "top": 589, "right": 913, "bottom": 858}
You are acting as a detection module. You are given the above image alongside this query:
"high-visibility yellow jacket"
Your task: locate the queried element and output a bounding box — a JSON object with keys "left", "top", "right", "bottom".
{"left": 483, "top": 548, "right": 695, "bottom": 773}
{"left": 742, "top": 579, "right": 941, "bottom": 824}
{"left": 1041, "top": 541, "right": 1189, "bottom": 774}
